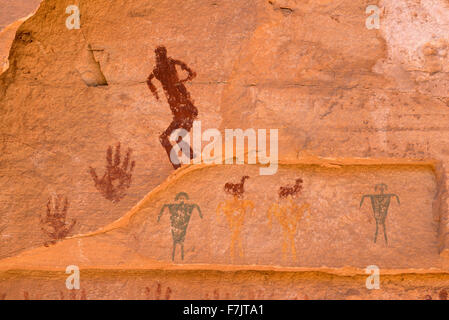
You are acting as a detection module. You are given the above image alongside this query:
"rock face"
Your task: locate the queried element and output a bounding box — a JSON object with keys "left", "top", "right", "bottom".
{"left": 0, "top": 0, "right": 41, "bottom": 73}
{"left": 0, "top": 19, "right": 25, "bottom": 73}
{"left": 0, "top": 0, "right": 41, "bottom": 31}
{"left": 1, "top": 0, "right": 449, "bottom": 299}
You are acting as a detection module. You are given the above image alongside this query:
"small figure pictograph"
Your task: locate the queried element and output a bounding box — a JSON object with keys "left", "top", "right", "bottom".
{"left": 360, "top": 183, "right": 400, "bottom": 244}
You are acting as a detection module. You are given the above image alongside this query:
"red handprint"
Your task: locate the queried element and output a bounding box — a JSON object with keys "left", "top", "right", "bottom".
{"left": 41, "top": 195, "right": 76, "bottom": 246}
{"left": 89, "top": 143, "right": 135, "bottom": 203}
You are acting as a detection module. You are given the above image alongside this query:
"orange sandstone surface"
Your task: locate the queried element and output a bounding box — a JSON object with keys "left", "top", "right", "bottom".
{"left": 0, "top": 0, "right": 41, "bottom": 31}
{"left": 0, "top": 0, "right": 41, "bottom": 73}
{"left": 1, "top": 0, "right": 449, "bottom": 299}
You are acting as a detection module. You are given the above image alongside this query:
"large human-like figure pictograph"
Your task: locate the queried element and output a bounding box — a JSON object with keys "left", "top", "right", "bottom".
{"left": 147, "top": 46, "right": 198, "bottom": 169}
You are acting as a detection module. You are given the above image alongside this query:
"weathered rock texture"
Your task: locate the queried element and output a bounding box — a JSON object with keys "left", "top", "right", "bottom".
{"left": 1, "top": 0, "right": 449, "bottom": 299}
{"left": 0, "top": 19, "right": 23, "bottom": 73}
{"left": 0, "top": 0, "right": 41, "bottom": 73}
{"left": 0, "top": 0, "right": 41, "bottom": 31}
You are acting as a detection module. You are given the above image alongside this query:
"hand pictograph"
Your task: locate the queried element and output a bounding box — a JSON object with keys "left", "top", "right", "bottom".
{"left": 89, "top": 143, "right": 135, "bottom": 203}
{"left": 40, "top": 195, "right": 76, "bottom": 246}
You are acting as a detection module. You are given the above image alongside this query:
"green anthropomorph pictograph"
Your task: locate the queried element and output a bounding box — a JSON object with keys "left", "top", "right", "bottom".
{"left": 360, "top": 183, "right": 400, "bottom": 244}
{"left": 158, "top": 192, "right": 202, "bottom": 261}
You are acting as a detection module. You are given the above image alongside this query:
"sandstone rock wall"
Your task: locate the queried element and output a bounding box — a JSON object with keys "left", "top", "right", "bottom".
{"left": 1, "top": 270, "right": 449, "bottom": 300}
{"left": 0, "top": 0, "right": 41, "bottom": 31}
{"left": 1, "top": 0, "right": 449, "bottom": 299}
{"left": 0, "top": 1, "right": 41, "bottom": 76}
